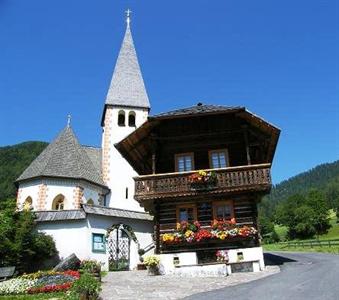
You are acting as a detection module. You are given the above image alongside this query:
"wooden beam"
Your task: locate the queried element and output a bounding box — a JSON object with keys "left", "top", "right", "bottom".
{"left": 242, "top": 126, "right": 252, "bottom": 165}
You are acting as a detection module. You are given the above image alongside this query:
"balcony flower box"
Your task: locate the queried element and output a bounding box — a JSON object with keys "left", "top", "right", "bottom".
{"left": 189, "top": 170, "right": 217, "bottom": 191}
{"left": 161, "top": 220, "right": 258, "bottom": 247}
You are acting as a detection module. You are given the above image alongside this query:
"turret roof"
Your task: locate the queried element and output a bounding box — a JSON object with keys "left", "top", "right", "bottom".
{"left": 16, "top": 126, "right": 106, "bottom": 188}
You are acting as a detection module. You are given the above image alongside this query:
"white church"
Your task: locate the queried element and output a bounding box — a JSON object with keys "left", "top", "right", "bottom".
{"left": 16, "top": 12, "right": 154, "bottom": 271}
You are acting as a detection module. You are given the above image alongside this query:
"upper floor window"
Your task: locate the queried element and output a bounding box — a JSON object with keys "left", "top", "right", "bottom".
{"left": 176, "top": 204, "right": 197, "bottom": 223}
{"left": 175, "top": 153, "right": 194, "bottom": 172}
{"left": 213, "top": 200, "right": 234, "bottom": 220}
{"left": 23, "top": 196, "right": 33, "bottom": 210}
{"left": 52, "top": 194, "right": 65, "bottom": 210}
{"left": 128, "top": 112, "right": 136, "bottom": 127}
{"left": 209, "top": 149, "right": 229, "bottom": 169}
{"left": 118, "top": 110, "right": 125, "bottom": 126}
{"left": 87, "top": 199, "right": 94, "bottom": 206}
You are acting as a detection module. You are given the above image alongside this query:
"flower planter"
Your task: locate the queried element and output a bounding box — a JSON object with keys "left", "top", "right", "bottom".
{"left": 147, "top": 265, "right": 160, "bottom": 276}
{"left": 190, "top": 182, "right": 217, "bottom": 191}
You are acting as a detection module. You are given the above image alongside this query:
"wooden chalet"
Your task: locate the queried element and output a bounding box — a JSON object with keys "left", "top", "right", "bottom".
{"left": 116, "top": 104, "right": 280, "bottom": 259}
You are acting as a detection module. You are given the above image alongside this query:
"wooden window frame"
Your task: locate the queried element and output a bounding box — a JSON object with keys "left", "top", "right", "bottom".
{"left": 176, "top": 204, "right": 198, "bottom": 223}
{"left": 209, "top": 149, "right": 230, "bottom": 169}
{"left": 92, "top": 233, "right": 106, "bottom": 253}
{"left": 212, "top": 200, "right": 235, "bottom": 220}
{"left": 174, "top": 152, "right": 195, "bottom": 172}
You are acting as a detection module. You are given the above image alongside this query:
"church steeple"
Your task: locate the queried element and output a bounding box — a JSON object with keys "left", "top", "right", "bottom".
{"left": 104, "top": 10, "right": 150, "bottom": 110}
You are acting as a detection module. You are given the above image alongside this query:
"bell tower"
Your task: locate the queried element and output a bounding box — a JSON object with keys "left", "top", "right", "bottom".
{"left": 101, "top": 10, "right": 150, "bottom": 211}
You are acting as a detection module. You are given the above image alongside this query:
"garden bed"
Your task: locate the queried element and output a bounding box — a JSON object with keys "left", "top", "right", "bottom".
{"left": 0, "top": 270, "right": 79, "bottom": 296}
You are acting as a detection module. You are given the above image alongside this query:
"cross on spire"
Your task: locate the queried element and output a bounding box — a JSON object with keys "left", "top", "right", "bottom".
{"left": 125, "top": 8, "right": 132, "bottom": 26}
{"left": 67, "top": 114, "right": 72, "bottom": 127}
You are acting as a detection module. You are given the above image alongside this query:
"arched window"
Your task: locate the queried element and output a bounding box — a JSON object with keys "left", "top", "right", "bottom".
{"left": 52, "top": 194, "right": 65, "bottom": 210}
{"left": 87, "top": 199, "right": 94, "bottom": 206}
{"left": 128, "top": 112, "right": 136, "bottom": 127}
{"left": 23, "top": 197, "right": 33, "bottom": 210}
{"left": 118, "top": 110, "right": 125, "bottom": 126}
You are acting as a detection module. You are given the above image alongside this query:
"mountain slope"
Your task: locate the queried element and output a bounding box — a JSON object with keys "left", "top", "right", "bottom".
{"left": 260, "top": 160, "right": 339, "bottom": 217}
{"left": 0, "top": 141, "right": 48, "bottom": 199}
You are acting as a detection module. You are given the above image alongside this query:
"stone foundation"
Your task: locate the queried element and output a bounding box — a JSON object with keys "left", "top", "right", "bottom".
{"left": 159, "top": 246, "right": 265, "bottom": 277}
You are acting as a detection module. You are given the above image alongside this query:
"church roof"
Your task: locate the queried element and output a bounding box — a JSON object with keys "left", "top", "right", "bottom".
{"left": 35, "top": 205, "right": 153, "bottom": 222}
{"left": 16, "top": 126, "right": 107, "bottom": 188}
{"left": 82, "top": 204, "right": 153, "bottom": 221}
{"left": 104, "top": 22, "right": 150, "bottom": 109}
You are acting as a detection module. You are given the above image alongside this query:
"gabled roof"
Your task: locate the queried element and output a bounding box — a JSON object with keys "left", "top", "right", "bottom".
{"left": 115, "top": 104, "right": 280, "bottom": 175}
{"left": 16, "top": 126, "right": 107, "bottom": 188}
{"left": 152, "top": 104, "right": 244, "bottom": 119}
{"left": 104, "top": 23, "right": 150, "bottom": 109}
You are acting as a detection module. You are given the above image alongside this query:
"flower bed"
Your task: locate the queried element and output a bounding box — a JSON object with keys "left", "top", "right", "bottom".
{"left": 161, "top": 220, "right": 257, "bottom": 245}
{"left": 0, "top": 270, "right": 80, "bottom": 296}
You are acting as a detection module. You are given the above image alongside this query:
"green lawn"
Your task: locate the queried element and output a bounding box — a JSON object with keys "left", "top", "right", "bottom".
{"left": 265, "top": 213, "right": 339, "bottom": 254}
{"left": 0, "top": 293, "right": 65, "bottom": 299}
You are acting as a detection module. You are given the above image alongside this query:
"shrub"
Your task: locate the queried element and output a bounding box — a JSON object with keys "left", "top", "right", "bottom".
{"left": 80, "top": 260, "right": 101, "bottom": 273}
{"left": 67, "top": 273, "right": 101, "bottom": 300}
{"left": 0, "top": 198, "right": 58, "bottom": 274}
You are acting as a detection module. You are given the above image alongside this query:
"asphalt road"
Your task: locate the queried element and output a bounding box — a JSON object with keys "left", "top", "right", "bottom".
{"left": 185, "top": 252, "right": 339, "bottom": 300}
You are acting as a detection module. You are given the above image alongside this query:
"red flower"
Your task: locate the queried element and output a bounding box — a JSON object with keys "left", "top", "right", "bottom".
{"left": 195, "top": 229, "right": 212, "bottom": 242}
{"left": 27, "top": 282, "right": 73, "bottom": 294}
{"left": 64, "top": 270, "right": 80, "bottom": 278}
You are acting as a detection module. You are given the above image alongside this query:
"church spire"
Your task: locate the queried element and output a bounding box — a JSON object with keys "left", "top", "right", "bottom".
{"left": 104, "top": 10, "right": 150, "bottom": 109}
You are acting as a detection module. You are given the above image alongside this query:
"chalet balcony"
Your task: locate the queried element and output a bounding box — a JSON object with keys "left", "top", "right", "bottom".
{"left": 134, "top": 163, "right": 271, "bottom": 201}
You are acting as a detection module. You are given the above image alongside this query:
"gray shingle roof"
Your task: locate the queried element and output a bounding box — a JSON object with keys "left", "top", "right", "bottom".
{"left": 16, "top": 126, "right": 107, "bottom": 187}
{"left": 35, "top": 210, "right": 86, "bottom": 222}
{"left": 82, "top": 204, "right": 153, "bottom": 221}
{"left": 105, "top": 23, "right": 150, "bottom": 109}
{"left": 82, "top": 146, "right": 102, "bottom": 177}
{"left": 152, "top": 104, "right": 244, "bottom": 119}
{"left": 35, "top": 205, "right": 153, "bottom": 222}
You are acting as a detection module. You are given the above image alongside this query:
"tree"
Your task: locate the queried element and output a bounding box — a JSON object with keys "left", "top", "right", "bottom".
{"left": 0, "top": 198, "right": 58, "bottom": 273}
{"left": 325, "top": 179, "right": 339, "bottom": 222}
{"left": 274, "top": 190, "right": 331, "bottom": 240}
{"left": 306, "top": 189, "right": 331, "bottom": 236}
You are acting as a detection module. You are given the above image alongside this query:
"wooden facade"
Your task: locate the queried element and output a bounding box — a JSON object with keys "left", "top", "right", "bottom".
{"left": 116, "top": 105, "right": 280, "bottom": 256}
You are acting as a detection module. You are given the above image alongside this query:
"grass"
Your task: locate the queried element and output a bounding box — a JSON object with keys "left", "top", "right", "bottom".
{"left": 265, "top": 213, "right": 339, "bottom": 254}
{"left": 0, "top": 292, "right": 65, "bottom": 299}
{"left": 263, "top": 243, "right": 339, "bottom": 254}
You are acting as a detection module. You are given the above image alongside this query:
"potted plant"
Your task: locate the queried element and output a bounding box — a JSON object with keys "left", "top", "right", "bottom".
{"left": 143, "top": 255, "right": 160, "bottom": 276}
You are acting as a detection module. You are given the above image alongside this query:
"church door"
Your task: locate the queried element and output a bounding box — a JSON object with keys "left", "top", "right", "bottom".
{"left": 107, "top": 225, "right": 131, "bottom": 271}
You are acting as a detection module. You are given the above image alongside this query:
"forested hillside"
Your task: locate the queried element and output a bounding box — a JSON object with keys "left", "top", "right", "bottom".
{"left": 260, "top": 160, "right": 339, "bottom": 218}
{"left": 0, "top": 141, "right": 48, "bottom": 200}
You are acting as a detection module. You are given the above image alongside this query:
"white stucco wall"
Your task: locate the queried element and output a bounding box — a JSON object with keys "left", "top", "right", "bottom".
{"left": 17, "top": 180, "right": 41, "bottom": 210}
{"left": 37, "top": 220, "right": 89, "bottom": 260}
{"left": 18, "top": 178, "right": 106, "bottom": 211}
{"left": 102, "top": 106, "right": 149, "bottom": 212}
{"left": 37, "top": 215, "right": 154, "bottom": 272}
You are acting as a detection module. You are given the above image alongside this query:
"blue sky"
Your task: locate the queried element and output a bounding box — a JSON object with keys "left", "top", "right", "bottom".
{"left": 0, "top": 0, "right": 338, "bottom": 183}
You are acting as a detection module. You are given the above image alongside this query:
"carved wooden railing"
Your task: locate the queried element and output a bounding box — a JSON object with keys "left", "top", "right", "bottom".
{"left": 134, "top": 163, "right": 271, "bottom": 201}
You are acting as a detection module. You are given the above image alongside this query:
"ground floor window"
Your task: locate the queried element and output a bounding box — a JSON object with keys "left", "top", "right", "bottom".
{"left": 176, "top": 204, "right": 197, "bottom": 223}
{"left": 92, "top": 233, "right": 106, "bottom": 253}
